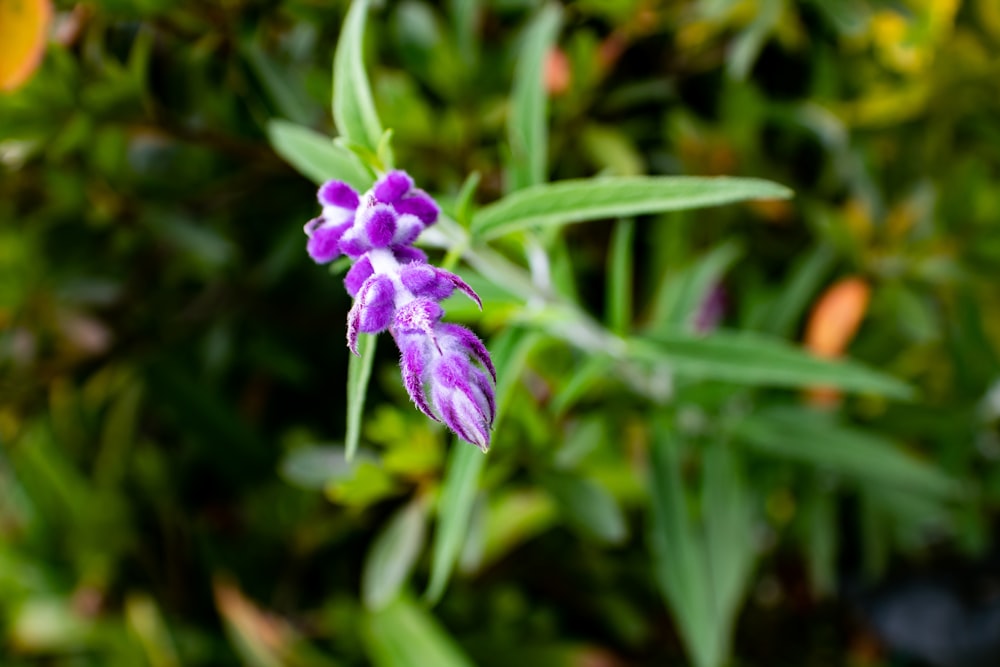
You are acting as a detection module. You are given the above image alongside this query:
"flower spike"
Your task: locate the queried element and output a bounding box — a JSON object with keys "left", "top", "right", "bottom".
{"left": 304, "top": 171, "right": 496, "bottom": 451}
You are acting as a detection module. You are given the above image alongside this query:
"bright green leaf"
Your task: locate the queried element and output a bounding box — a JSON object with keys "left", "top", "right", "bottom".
{"left": 648, "top": 429, "right": 720, "bottom": 667}
{"left": 472, "top": 176, "right": 792, "bottom": 240}
{"left": 364, "top": 595, "right": 475, "bottom": 667}
{"left": 346, "top": 334, "right": 378, "bottom": 461}
{"left": 267, "top": 120, "right": 373, "bottom": 191}
{"left": 629, "top": 330, "right": 914, "bottom": 398}
{"left": 425, "top": 443, "right": 485, "bottom": 604}
{"left": 363, "top": 498, "right": 428, "bottom": 610}
{"left": 506, "top": 4, "right": 562, "bottom": 192}
{"left": 333, "top": 0, "right": 388, "bottom": 158}
{"left": 606, "top": 219, "right": 634, "bottom": 334}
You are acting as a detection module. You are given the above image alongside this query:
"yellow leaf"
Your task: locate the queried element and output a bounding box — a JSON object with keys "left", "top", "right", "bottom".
{"left": 0, "top": 0, "right": 52, "bottom": 92}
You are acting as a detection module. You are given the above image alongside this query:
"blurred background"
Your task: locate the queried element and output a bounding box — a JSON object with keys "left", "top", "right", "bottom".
{"left": 3, "top": 0, "right": 1000, "bottom": 665}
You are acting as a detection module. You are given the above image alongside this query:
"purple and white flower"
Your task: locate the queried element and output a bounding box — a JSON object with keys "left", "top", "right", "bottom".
{"left": 304, "top": 170, "right": 496, "bottom": 451}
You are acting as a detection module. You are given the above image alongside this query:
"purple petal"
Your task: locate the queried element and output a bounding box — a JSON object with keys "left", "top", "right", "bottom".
{"left": 437, "top": 269, "right": 482, "bottom": 310}
{"left": 394, "top": 192, "right": 439, "bottom": 225}
{"left": 306, "top": 221, "right": 351, "bottom": 264}
{"left": 398, "top": 336, "right": 438, "bottom": 421}
{"left": 470, "top": 366, "right": 496, "bottom": 423}
{"left": 357, "top": 275, "right": 395, "bottom": 333}
{"left": 318, "top": 181, "right": 360, "bottom": 209}
{"left": 440, "top": 323, "right": 496, "bottom": 382}
{"left": 363, "top": 205, "right": 397, "bottom": 247}
{"left": 393, "top": 299, "right": 443, "bottom": 337}
{"left": 344, "top": 256, "right": 374, "bottom": 297}
{"left": 346, "top": 299, "right": 363, "bottom": 355}
{"left": 393, "top": 246, "right": 427, "bottom": 265}
{"left": 338, "top": 233, "right": 368, "bottom": 258}
{"left": 392, "top": 214, "right": 423, "bottom": 246}
{"left": 432, "top": 378, "right": 491, "bottom": 451}
{"left": 399, "top": 264, "right": 453, "bottom": 301}
{"left": 399, "top": 263, "right": 438, "bottom": 294}
{"left": 374, "top": 171, "right": 413, "bottom": 203}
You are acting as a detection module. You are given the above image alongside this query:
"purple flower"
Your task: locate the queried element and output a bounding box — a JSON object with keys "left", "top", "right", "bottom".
{"left": 304, "top": 170, "right": 496, "bottom": 451}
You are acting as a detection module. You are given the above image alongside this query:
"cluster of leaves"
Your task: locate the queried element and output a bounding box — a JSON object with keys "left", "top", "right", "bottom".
{"left": 2, "top": 0, "right": 1000, "bottom": 666}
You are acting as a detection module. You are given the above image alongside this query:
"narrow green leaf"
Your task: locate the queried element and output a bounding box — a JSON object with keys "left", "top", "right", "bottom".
{"left": 550, "top": 354, "right": 613, "bottom": 415}
{"left": 346, "top": 334, "right": 378, "bottom": 461}
{"left": 629, "top": 330, "right": 914, "bottom": 398}
{"left": 454, "top": 171, "right": 481, "bottom": 228}
{"left": 125, "top": 593, "right": 182, "bottom": 667}
{"left": 506, "top": 4, "right": 562, "bottom": 192}
{"left": 648, "top": 241, "right": 742, "bottom": 333}
{"left": 759, "top": 243, "right": 835, "bottom": 337}
{"left": 801, "top": 485, "right": 838, "bottom": 596}
{"left": 448, "top": 0, "right": 480, "bottom": 63}
{"left": 363, "top": 498, "right": 428, "bottom": 610}
{"left": 364, "top": 596, "right": 475, "bottom": 667}
{"left": 267, "top": 120, "right": 372, "bottom": 191}
{"left": 473, "top": 176, "right": 793, "bottom": 240}
{"left": 95, "top": 380, "right": 143, "bottom": 488}
{"left": 648, "top": 428, "right": 720, "bottom": 667}
{"left": 425, "top": 443, "right": 486, "bottom": 604}
{"left": 333, "top": 0, "right": 387, "bottom": 156}
{"left": 541, "top": 473, "right": 627, "bottom": 544}
{"left": 244, "top": 42, "right": 314, "bottom": 126}
{"left": 279, "top": 445, "right": 371, "bottom": 490}
{"left": 424, "top": 328, "right": 537, "bottom": 603}
{"left": 736, "top": 407, "right": 958, "bottom": 496}
{"left": 606, "top": 219, "right": 635, "bottom": 334}
{"left": 701, "top": 441, "right": 754, "bottom": 641}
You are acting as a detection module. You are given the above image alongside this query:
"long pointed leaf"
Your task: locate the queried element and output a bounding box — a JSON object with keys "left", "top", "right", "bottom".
{"left": 506, "top": 4, "right": 562, "bottom": 192}
{"left": 363, "top": 498, "right": 428, "bottom": 610}
{"left": 472, "top": 176, "right": 792, "bottom": 240}
{"left": 333, "top": 0, "right": 385, "bottom": 154}
{"left": 425, "top": 443, "right": 486, "bottom": 604}
{"left": 267, "top": 120, "right": 373, "bottom": 190}
{"left": 346, "top": 333, "right": 377, "bottom": 461}
{"left": 736, "top": 407, "right": 958, "bottom": 496}
{"left": 629, "top": 330, "right": 914, "bottom": 398}
{"left": 364, "top": 596, "right": 475, "bottom": 667}
{"left": 648, "top": 428, "right": 720, "bottom": 667}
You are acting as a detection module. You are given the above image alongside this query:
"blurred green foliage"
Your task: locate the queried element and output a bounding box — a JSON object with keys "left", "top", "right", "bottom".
{"left": 3, "top": 0, "right": 1000, "bottom": 665}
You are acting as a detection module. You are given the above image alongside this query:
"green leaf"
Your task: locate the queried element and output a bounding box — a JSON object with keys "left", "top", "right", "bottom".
{"left": 267, "top": 120, "right": 373, "bottom": 191}
{"left": 449, "top": 0, "right": 480, "bottom": 62}
{"left": 363, "top": 498, "right": 428, "bottom": 610}
{"left": 364, "top": 596, "right": 475, "bottom": 667}
{"left": 279, "top": 445, "right": 372, "bottom": 490}
{"left": 453, "top": 171, "right": 481, "bottom": 228}
{"left": 346, "top": 334, "right": 378, "bottom": 461}
{"left": 506, "top": 4, "right": 562, "bottom": 192}
{"left": 757, "top": 243, "right": 835, "bottom": 337}
{"left": 648, "top": 429, "right": 720, "bottom": 667}
{"left": 701, "top": 441, "right": 754, "bottom": 641}
{"left": 648, "top": 241, "right": 742, "bottom": 333}
{"left": 244, "top": 42, "right": 314, "bottom": 126}
{"left": 479, "top": 489, "right": 558, "bottom": 568}
{"left": 541, "top": 473, "right": 627, "bottom": 544}
{"left": 606, "top": 219, "right": 634, "bottom": 334}
{"left": 735, "top": 407, "right": 958, "bottom": 496}
{"left": 629, "top": 330, "right": 914, "bottom": 398}
{"left": 333, "top": 0, "right": 387, "bottom": 157}
{"left": 801, "top": 484, "right": 838, "bottom": 596}
{"left": 425, "top": 443, "right": 485, "bottom": 604}
{"left": 472, "top": 176, "right": 793, "bottom": 240}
